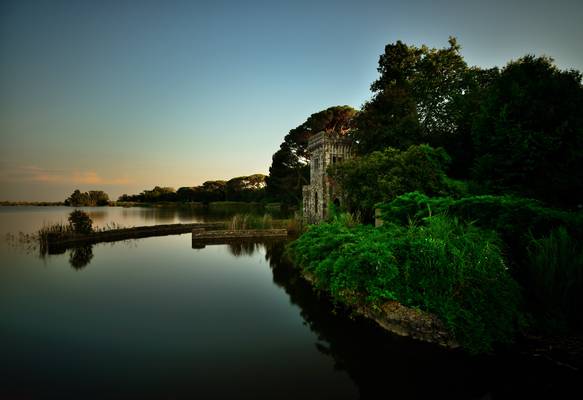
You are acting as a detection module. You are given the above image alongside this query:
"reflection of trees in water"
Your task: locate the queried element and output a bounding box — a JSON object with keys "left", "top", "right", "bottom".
{"left": 227, "top": 241, "right": 262, "bottom": 257}
{"left": 261, "top": 241, "right": 580, "bottom": 399}
{"left": 119, "top": 206, "right": 292, "bottom": 225}
{"left": 68, "top": 245, "right": 94, "bottom": 270}
{"left": 85, "top": 210, "right": 107, "bottom": 223}
{"left": 260, "top": 241, "right": 495, "bottom": 399}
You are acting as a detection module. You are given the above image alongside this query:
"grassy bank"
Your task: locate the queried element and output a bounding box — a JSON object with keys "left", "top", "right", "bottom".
{"left": 378, "top": 192, "right": 583, "bottom": 331}
{"left": 289, "top": 214, "right": 523, "bottom": 354}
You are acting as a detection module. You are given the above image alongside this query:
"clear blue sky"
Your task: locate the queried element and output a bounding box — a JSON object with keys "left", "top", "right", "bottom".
{"left": 1, "top": 0, "right": 582, "bottom": 201}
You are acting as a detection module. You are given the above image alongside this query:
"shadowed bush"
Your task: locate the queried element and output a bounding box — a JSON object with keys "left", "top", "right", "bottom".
{"left": 527, "top": 228, "right": 583, "bottom": 329}
{"left": 378, "top": 192, "right": 583, "bottom": 330}
{"left": 68, "top": 210, "right": 93, "bottom": 234}
{"left": 378, "top": 192, "right": 583, "bottom": 264}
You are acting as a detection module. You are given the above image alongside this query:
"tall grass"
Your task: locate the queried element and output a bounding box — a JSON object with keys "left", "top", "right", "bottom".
{"left": 527, "top": 227, "right": 583, "bottom": 328}
{"left": 36, "top": 222, "right": 74, "bottom": 255}
{"left": 229, "top": 213, "right": 275, "bottom": 230}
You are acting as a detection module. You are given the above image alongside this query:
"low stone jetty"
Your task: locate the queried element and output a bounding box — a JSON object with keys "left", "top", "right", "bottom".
{"left": 192, "top": 228, "right": 288, "bottom": 246}
{"left": 46, "top": 222, "right": 227, "bottom": 253}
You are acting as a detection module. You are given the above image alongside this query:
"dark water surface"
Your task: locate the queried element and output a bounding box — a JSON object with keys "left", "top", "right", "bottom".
{"left": 0, "top": 207, "right": 579, "bottom": 399}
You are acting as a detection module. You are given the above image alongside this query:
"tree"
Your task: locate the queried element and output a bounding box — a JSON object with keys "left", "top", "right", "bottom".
{"left": 87, "top": 190, "right": 109, "bottom": 206}
{"left": 266, "top": 143, "right": 309, "bottom": 205}
{"left": 471, "top": 56, "right": 583, "bottom": 207}
{"left": 225, "top": 174, "right": 266, "bottom": 201}
{"left": 199, "top": 181, "right": 226, "bottom": 203}
{"left": 65, "top": 190, "right": 88, "bottom": 206}
{"left": 354, "top": 38, "right": 472, "bottom": 155}
{"left": 329, "top": 145, "right": 453, "bottom": 220}
{"left": 68, "top": 210, "right": 93, "bottom": 234}
{"left": 140, "top": 186, "right": 177, "bottom": 202}
{"left": 266, "top": 106, "right": 358, "bottom": 204}
{"left": 65, "top": 189, "right": 109, "bottom": 206}
{"left": 283, "top": 105, "right": 358, "bottom": 161}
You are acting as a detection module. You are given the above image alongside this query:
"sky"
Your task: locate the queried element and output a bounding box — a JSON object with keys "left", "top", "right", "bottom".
{"left": 1, "top": 0, "right": 582, "bottom": 201}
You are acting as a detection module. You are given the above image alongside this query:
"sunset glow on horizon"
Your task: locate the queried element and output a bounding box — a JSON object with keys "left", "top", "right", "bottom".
{"left": 2, "top": 0, "right": 582, "bottom": 201}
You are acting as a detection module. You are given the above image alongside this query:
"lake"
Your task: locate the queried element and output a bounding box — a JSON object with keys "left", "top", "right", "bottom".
{"left": 0, "top": 206, "right": 579, "bottom": 399}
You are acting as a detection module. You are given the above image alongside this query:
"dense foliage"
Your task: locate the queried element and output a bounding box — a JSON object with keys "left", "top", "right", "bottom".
{"left": 471, "top": 56, "right": 583, "bottom": 207}
{"left": 65, "top": 190, "right": 109, "bottom": 206}
{"left": 289, "top": 215, "right": 522, "bottom": 354}
{"left": 68, "top": 210, "right": 93, "bottom": 234}
{"left": 378, "top": 192, "right": 583, "bottom": 246}
{"left": 284, "top": 38, "right": 583, "bottom": 351}
{"left": 352, "top": 38, "right": 485, "bottom": 160}
{"left": 349, "top": 41, "right": 582, "bottom": 208}
{"left": 378, "top": 192, "right": 583, "bottom": 330}
{"left": 527, "top": 228, "right": 583, "bottom": 329}
{"left": 329, "top": 145, "right": 457, "bottom": 220}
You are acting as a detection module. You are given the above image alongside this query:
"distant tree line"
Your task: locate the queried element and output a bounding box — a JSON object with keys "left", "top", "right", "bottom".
{"left": 117, "top": 174, "right": 267, "bottom": 204}
{"left": 65, "top": 190, "right": 110, "bottom": 206}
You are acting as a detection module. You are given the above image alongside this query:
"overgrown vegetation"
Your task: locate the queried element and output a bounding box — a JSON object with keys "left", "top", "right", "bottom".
{"left": 68, "top": 210, "right": 93, "bottom": 234}
{"left": 289, "top": 214, "right": 523, "bottom": 354}
{"left": 37, "top": 222, "right": 74, "bottom": 255}
{"left": 377, "top": 192, "right": 583, "bottom": 332}
{"left": 329, "top": 145, "right": 459, "bottom": 220}
{"left": 280, "top": 37, "right": 583, "bottom": 353}
{"left": 526, "top": 228, "right": 583, "bottom": 330}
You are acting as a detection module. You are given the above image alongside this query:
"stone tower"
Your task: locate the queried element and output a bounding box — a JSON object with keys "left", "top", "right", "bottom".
{"left": 302, "top": 131, "right": 353, "bottom": 223}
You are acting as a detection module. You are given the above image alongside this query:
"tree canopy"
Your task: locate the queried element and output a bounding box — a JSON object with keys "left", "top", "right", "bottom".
{"left": 329, "top": 144, "right": 453, "bottom": 220}
{"left": 471, "top": 55, "right": 583, "bottom": 207}
{"left": 266, "top": 105, "right": 358, "bottom": 204}
{"left": 353, "top": 37, "right": 479, "bottom": 160}
{"left": 65, "top": 190, "right": 110, "bottom": 206}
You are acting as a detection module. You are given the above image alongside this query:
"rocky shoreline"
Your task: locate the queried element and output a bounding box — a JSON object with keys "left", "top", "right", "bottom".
{"left": 299, "top": 270, "right": 458, "bottom": 348}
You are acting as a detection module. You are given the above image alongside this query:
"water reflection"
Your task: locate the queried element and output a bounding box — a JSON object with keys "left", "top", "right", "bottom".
{"left": 243, "top": 241, "right": 580, "bottom": 399}
{"left": 118, "top": 205, "right": 291, "bottom": 225}
{"left": 68, "top": 245, "right": 94, "bottom": 270}
{"left": 84, "top": 210, "right": 107, "bottom": 224}
{"left": 227, "top": 241, "right": 265, "bottom": 257}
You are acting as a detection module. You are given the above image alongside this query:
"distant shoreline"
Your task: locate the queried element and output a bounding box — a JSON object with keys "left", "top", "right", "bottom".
{"left": 0, "top": 201, "right": 65, "bottom": 206}
{"left": 0, "top": 200, "right": 288, "bottom": 210}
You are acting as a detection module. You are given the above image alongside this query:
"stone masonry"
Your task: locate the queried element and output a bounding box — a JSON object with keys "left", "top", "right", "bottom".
{"left": 302, "top": 131, "right": 353, "bottom": 223}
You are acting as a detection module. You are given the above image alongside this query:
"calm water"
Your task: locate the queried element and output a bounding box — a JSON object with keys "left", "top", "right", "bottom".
{"left": 0, "top": 207, "right": 579, "bottom": 399}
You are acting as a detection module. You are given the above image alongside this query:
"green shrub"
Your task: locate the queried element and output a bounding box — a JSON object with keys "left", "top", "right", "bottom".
{"left": 329, "top": 145, "right": 453, "bottom": 220}
{"left": 68, "top": 210, "right": 93, "bottom": 234}
{"left": 377, "top": 192, "right": 583, "bottom": 332}
{"left": 289, "top": 215, "right": 523, "bottom": 354}
{"left": 378, "top": 192, "right": 583, "bottom": 265}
